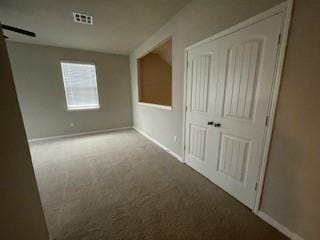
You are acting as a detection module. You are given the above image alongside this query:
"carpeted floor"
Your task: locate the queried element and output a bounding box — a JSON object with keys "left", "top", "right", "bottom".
{"left": 30, "top": 129, "right": 287, "bottom": 240}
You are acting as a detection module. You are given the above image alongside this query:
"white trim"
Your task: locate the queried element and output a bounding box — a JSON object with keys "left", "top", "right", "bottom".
{"left": 133, "top": 127, "right": 183, "bottom": 162}
{"left": 137, "top": 102, "right": 172, "bottom": 110}
{"left": 28, "top": 126, "right": 132, "bottom": 143}
{"left": 67, "top": 105, "right": 100, "bottom": 111}
{"left": 257, "top": 211, "right": 304, "bottom": 240}
{"left": 253, "top": 0, "right": 294, "bottom": 213}
{"left": 181, "top": 50, "right": 188, "bottom": 164}
{"left": 61, "top": 60, "right": 96, "bottom": 66}
{"left": 181, "top": 0, "right": 294, "bottom": 221}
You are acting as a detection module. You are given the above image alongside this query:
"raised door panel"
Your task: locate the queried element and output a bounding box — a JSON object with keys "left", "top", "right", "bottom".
{"left": 188, "top": 124, "right": 207, "bottom": 162}
{"left": 223, "top": 40, "right": 262, "bottom": 121}
{"left": 218, "top": 134, "right": 250, "bottom": 182}
{"left": 190, "top": 54, "right": 211, "bottom": 113}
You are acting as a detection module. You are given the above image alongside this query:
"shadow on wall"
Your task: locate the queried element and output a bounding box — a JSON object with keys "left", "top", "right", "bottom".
{"left": 261, "top": 1, "right": 320, "bottom": 238}
{"left": 261, "top": 128, "right": 303, "bottom": 232}
{"left": 139, "top": 54, "right": 172, "bottom": 106}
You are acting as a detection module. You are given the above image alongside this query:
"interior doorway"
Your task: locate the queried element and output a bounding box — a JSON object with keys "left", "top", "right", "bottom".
{"left": 183, "top": 3, "right": 292, "bottom": 210}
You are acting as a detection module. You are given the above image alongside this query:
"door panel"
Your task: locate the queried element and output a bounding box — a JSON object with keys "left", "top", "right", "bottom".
{"left": 190, "top": 54, "right": 211, "bottom": 113}
{"left": 189, "top": 124, "right": 207, "bottom": 161}
{"left": 185, "top": 40, "right": 220, "bottom": 177}
{"left": 218, "top": 133, "right": 249, "bottom": 182}
{"left": 223, "top": 39, "right": 260, "bottom": 120}
{"left": 185, "top": 13, "right": 283, "bottom": 209}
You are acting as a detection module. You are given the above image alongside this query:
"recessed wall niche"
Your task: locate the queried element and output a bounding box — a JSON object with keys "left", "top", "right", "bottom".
{"left": 137, "top": 38, "right": 172, "bottom": 106}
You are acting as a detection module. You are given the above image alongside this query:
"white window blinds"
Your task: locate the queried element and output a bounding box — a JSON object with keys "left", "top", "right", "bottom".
{"left": 61, "top": 62, "right": 100, "bottom": 110}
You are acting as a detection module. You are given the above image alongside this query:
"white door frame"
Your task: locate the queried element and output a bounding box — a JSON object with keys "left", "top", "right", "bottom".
{"left": 181, "top": 0, "right": 294, "bottom": 213}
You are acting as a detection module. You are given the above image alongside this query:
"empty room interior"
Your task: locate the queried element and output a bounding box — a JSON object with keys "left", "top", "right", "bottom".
{"left": 1, "top": 0, "right": 319, "bottom": 240}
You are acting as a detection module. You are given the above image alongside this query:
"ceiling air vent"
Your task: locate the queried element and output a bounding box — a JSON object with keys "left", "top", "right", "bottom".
{"left": 73, "top": 12, "right": 93, "bottom": 25}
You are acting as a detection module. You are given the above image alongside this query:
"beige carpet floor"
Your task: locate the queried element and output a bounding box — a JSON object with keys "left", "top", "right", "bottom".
{"left": 30, "top": 129, "right": 287, "bottom": 240}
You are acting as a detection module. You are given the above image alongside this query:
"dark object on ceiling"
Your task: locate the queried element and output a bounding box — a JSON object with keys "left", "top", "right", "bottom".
{"left": 1, "top": 24, "right": 36, "bottom": 39}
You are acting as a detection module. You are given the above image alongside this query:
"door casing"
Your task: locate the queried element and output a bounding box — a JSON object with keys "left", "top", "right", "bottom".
{"left": 181, "top": 0, "right": 294, "bottom": 214}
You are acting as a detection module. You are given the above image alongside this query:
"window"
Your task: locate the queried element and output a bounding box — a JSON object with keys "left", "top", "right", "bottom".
{"left": 61, "top": 62, "right": 100, "bottom": 110}
{"left": 137, "top": 38, "right": 172, "bottom": 108}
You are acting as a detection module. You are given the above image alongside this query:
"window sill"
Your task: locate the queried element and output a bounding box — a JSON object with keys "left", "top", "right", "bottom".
{"left": 138, "top": 102, "right": 172, "bottom": 110}
{"left": 67, "top": 106, "right": 100, "bottom": 112}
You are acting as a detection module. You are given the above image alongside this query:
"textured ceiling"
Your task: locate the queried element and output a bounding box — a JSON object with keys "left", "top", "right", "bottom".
{"left": 0, "top": 0, "right": 191, "bottom": 54}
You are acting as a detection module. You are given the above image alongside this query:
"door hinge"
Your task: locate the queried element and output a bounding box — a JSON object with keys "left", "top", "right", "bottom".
{"left": 278, "top": 33, "right": 282, "bottom": 45}
{"left": 255, "top": 182, "right": 258, "bottom": 191}
{"left": 265, "top": 116, "right": 269, "bottom": 126}
{"left": 184, "top": 145, "right": 186, "bottom": 150}
{"left": 185, "top": 105, "right": 188, "bottom": 112}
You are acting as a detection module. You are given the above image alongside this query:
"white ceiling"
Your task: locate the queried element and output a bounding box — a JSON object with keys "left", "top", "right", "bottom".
{"left": 0, "top": 0, "right": 191, "bottom": 54}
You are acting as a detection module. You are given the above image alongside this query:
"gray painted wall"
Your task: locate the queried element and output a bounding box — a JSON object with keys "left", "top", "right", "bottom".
{"left": 0, "top": 28, "right": 49, "bottom": 240}
{"left": 7, "top": 42, "right": 132, "bottom": 139}
{"left": 260, "top": 1, "right": 320, "bottom": 239}
{"left": 130, "top": 0, "right": 282, "bottom": 159}
{"left": 130, "top": 0, "right": 320, "bottom": 240}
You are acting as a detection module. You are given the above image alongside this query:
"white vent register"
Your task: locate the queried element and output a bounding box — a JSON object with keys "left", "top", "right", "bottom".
{"left": 73, "top": 12, "right": 93, "bottom": 25}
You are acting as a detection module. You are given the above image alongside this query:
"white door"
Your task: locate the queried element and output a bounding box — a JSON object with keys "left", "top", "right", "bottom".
{"left": 185, "top": 13, "right": 282, "bottom": 209}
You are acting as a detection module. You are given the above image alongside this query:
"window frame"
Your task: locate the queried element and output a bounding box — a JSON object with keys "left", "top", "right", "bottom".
{"left": 60, "top": 60, "right": 100, "bottom": 111}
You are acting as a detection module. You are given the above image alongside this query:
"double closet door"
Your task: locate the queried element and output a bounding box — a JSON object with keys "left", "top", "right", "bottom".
{"left": 184, "top": 13, "right": 282, "bottom": 209}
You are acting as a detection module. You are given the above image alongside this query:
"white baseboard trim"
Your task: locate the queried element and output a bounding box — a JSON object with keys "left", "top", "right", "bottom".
{"left": 133, "top": 127, "right": 183, "bottom": 162}
{"left": 28, "top": 126, "right": 133, "bottom": 143}
{"left": 257, "top": 211, "right": 303, "bottom": 240}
